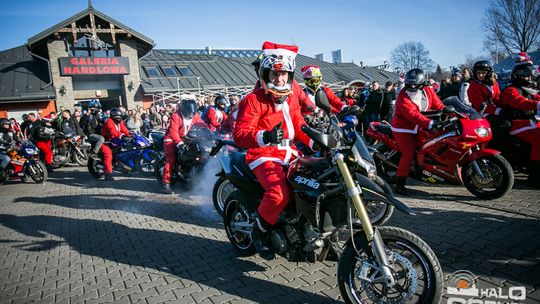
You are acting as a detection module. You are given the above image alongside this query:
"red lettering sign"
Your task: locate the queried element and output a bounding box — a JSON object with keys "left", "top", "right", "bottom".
{"left": 59, "top": 57, "right": 130, "bottom": 75}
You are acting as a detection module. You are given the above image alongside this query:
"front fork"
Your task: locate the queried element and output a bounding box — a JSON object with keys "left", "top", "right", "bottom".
{"left": 334, "top": 153, "right": 396, "bottom": 287}
{"left": 468, "top": 145, "right": 485, "bottom": 179}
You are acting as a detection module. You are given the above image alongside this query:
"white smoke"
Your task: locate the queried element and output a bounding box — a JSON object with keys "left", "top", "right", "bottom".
{"left": 183, "top": 155, "right": 222, "bottom": 221}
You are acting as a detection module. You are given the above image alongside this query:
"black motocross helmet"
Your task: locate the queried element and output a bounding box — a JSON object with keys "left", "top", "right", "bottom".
{"left": 0, "top": 118, "right": 10, "bottom": 133}
{"left": 472, "top": 60, "right": 494, "bottom": 85}
{"left": 109, "top": 108, "right": 123, "bottom": 123}
{"left": 180, "top": 99, "right": 198, "bottom": 119}
{"left": 511, "top": 63, "right": 536, "bottom": 88}
{"left": 404, "top": 68, "right": 426, "bottom": 92}
{"left": 214, "top": 95, "right": 228, "bottom": 109}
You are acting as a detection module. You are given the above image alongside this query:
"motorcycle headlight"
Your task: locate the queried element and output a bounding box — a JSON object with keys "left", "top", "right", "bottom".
{"left": 475, "top": 127, "right": 489, "bottom": 137}
{"left": 25, "top": 148, "right": 37, "bottom": 155}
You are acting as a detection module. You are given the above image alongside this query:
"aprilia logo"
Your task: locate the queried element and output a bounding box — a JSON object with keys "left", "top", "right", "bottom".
{"left": 294, "top": 176, "right": 320, "bottom": 190}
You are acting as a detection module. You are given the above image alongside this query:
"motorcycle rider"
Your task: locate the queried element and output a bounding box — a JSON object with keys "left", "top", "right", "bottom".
{"left": 234, "top": 41, "right": 315, "bottom": 260}
{"left": 100, "top": 108, "right": 130, "bottom": 181}
{"left": 467, "top": 60, "right": 502, "bottom": 117}
{"left": 300, "top": 65, "right": 348, "bottom": 115}
{"left": 0, "top": 118, "right": 18, "bottom": 178}
{"left": 27, "top": 113, "right": 55, "bottom": 172}
{"left": 80, "top": 100, "right": 105, "bottom": 156}
{"left": 499, "top": 55, "right": 540, "bottom": 188}
{"left": 391, "top": 68, "right": 445, "bottom": 195}
{"left": 162, "top": 95, "right": 207, "bottom": 194}
{"left": 60, "top": 109, "right": 85, "bottom": 138}
{"left": 205, "top": 95, "right": 228, "bottom": 132}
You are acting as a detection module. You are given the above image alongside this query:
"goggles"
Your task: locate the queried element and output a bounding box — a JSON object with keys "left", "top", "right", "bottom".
{"left": 305, "top": 77, "right": 321, "bottom": 87}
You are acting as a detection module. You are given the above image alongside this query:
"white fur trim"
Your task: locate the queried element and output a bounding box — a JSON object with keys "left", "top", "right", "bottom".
{"left": 509, "top": 120, "right": 537, "bottom": 135}
{"left": 248, "top": 157, "right": 285, "bottom": 170}
{"left": 309, "top": 139, "right": 314, "bottom": 149}
{"left": 263, "top": 48, "right": 297, "bottom": 59}
{"left": 256, "top": 130, "right": 269, "bottom": 147}
{"left": 391, "top": 125, "right": 419, "bottom": 134}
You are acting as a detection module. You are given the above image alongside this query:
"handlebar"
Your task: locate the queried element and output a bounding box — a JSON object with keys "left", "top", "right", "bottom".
{"left": 209, "top": 139, "right": 241, "bottom": 156}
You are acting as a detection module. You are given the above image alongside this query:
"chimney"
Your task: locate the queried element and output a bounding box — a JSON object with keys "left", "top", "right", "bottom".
{"left": 205, "top": 46, "right": 212, "bottom": 55}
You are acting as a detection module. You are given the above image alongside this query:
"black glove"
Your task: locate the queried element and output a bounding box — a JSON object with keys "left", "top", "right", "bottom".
{"left": 263, "top": 122, "right": 284, "bottom": 145}
{"left": 431, "top": 121, "right": 447, "bottom": 130}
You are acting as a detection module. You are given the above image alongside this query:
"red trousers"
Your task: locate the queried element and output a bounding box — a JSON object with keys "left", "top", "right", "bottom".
{"left": 252, "top": 161, "right": 292, "bottom": 225}
{"left": 162, "top": 140, "right": 177, "bottom": 183}
{"left": 515, "top": 128, "right": 540, "bottom": 161}
{"left": 35, "top": 140, "right": 52, "bottom": 165}
{"left": 100, "top": 144, "right": 113, "bottom": 174}
{"left": 394, "top": 132, "right": 421, "bottom": 178}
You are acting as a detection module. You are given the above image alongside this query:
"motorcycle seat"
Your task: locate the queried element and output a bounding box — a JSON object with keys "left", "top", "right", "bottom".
{"left": 230, "top": 151, "right": 256, "bottom": 179}
{"left": 375, "top": 123, "right": 393, "bottom": 138}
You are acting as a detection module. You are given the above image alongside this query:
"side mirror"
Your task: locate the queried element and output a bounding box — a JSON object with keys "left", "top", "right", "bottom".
{"left": 315, "top": 89, "right": 332, "bottom": 114}
{"left": 443, "top": 106, "right": 455, "bottom": 114}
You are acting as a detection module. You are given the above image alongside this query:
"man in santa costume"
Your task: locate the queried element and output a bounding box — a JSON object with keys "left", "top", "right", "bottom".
{"left": 467, "top": 60, "right": 502, "bottom": 117}
{"left": 300, "top": 65, "right": 348, "bottom": 116}
{"left": 162, "top": 95, "right": 207, "bottom": 194}
{"left": 101, "top": 108, "right": 130, "bottom": 181}
{"left": 205, "top": 95, "right": 228, "bottom": 132}
{"left": 391, "top": 68, "right": 445, "bottom": 195}
{"left": 234, "top": 41, "right": 315, "bottom": 260}
{"left": 500, "top": 53, "right": 540, "bottom": 188}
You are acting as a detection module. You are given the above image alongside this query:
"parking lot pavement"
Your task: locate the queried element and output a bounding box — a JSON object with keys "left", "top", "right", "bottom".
{"left": 0, "top": 166, "right": 538, "bottom": 303}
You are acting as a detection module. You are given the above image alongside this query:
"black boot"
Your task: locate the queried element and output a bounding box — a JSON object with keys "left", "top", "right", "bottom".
{"left": 45, "top": 164, "right": 54, "bottom": 173}
{"left": 527, "top": 161, "right": 540, "bottom": 189}
{"left": 251, "top": 215, "right": 275, "bottom": 261}
{"left": 104, "top": 173, "right": 114, "bottom": 181}
{"left": 162, "top": 183, "right": 173, "bottom": 194}
{"left": 394, "top": 176, "right": 409, "bottom": 196}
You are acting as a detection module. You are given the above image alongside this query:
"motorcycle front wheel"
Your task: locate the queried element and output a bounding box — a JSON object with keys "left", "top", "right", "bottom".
{"left": 223, "top": 190, "right": 256, "bottom": 256}
{"left": 24, "top": 161, "right": 47, "bottom": 183}
{"left": 72, "top": 146, "right": 89, "bottom": 166}
{"left": 338, "top": 226, "right": 443, "bottom": 304}
{"left": 137, "top": 150, "right": 160, "bottom": 177}
{"left": 87, "top": 157, "right": 104, "bottom": 179}
{"left": 462, "top": 154, "right": 514, "bottom": 200}
{"left": 212, "top": 176, "right": 237, "bottom": 216}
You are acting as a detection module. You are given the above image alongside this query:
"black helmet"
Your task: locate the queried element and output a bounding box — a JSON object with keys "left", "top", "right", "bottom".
{"left": 251, "top": 53, "right": 263, "bottom": 77}
{"left": 214, "top": 95, "right": 228, "bottom": 108}
{"left": 0, "top": 118, "right": 10, "bottom": 133}
{"left": 404, "top": 68, "right": 426, "bottom": 91}
{"left": 511, "top": 63, "right": 536, "bottom": 88}
{"left": 109, "top": 108, "right": 123, "bottom": 123}
{"left": 180, "top": 99, "right": 198, "bottom": 119}
{"left": 472, "top": 60, "right": 494, "bottom": 84}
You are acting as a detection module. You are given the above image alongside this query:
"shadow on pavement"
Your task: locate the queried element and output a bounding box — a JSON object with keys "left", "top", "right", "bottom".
{"left": 0, "top": 214, "right": 338, "bottom": 304}
{"left": 386, "top": 206, "right": 540, "bottom": 290}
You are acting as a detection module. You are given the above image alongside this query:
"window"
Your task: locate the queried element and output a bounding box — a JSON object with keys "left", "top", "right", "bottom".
{"left": 145, "top": 67, "right": 161, "bottom": 77}
{"left": 69, "top": 35, "right": 116, "bottom": 57}
{"left": 178, "top": 66, "right": 194, "bottom": 76}
{"left": 162, "top": 66, "right": 177, "bottom": 76}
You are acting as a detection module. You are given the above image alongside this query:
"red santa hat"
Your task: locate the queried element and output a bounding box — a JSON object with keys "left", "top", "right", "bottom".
{"left": 300, "top": 65, "right": 322, "bottom": 79}
{"left": 260, "top": 41, "right": 298, "bottom": 72}
{"left": 515, "top": 52, "right": 533, "bottom": 65}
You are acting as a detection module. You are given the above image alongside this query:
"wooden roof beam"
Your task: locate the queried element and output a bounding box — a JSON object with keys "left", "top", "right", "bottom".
{"left": 57, "top": 28, "right": 128, "bottom": 34}
{"left": 110, "top": 23, "right": 116, "bottom": 45}
{"left": 71, "top": 22, "right": 77, "bottom": 42}
{"left": 89, "top": 11, "right": 97, "bottom": 48}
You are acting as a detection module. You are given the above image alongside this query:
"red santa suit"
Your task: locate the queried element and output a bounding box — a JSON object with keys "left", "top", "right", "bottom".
{"left": 467, "top": 80, "right": 502, "bottom": 116}
{"left": 301, "top": 86, "right": 347, "bottom": 116}
{"left": 162, "top": 110, "right": 206, "bottom": 183}
{"left": 206, "top": 107, "right": 228, "bottom": 132}
{"left": 391, "top": 86, "right": 444, "bottom": 177}
{"left": 218, "top": 109, "right": 237, "bottom": 135}
{"left": 101, "top": 118, "right": 130, "bottom": 174}
{"left": 234, "top": 88, "right": 313, "bottom": 225}
{"left": 500, "top": 86, "right": 540, "bottom": 161}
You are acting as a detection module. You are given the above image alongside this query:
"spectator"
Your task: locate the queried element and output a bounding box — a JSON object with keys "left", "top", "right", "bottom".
{"left": 341, "top": 87, "right": 355, "bottom": 106}
{"left": 462, "top": 67, "right": 472, "bottom": 82}
{"left": 363, "top": 81, "right": 384, "bottom": 132}
{"left": 381, "top": 81, "right": 396, "bottom": 122}
{"left": 9, "top": 118, "right": 22, "bottom": 138}
{"left": 438, "top": 69, "right": 463, "bottom": 100}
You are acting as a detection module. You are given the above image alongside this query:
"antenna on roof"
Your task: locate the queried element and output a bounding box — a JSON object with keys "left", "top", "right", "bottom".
{"left": 88, "top": 0, "right": 94, "bottom": 9}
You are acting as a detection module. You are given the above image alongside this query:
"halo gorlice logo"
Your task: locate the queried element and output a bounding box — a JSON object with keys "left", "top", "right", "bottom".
{"left": 447, "top": 270, "right": 527, "bottom": 304}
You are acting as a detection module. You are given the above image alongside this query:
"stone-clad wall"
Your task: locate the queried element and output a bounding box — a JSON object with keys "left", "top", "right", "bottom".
{"left": 119, "top": 39, "right": 142, "bottom": 110}
{"left": 47, "top": 39, "right": 74, "bottom": 110}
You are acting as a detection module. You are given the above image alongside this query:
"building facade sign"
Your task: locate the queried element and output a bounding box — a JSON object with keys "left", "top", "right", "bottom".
{"left": 59, "top": 57, "right": 130, "bottom": 76}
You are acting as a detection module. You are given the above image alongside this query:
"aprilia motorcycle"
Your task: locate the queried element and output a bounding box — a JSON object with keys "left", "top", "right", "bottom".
{"left": 367, "top": 97, "right": 514, "bottom": 200}
{"left": 155, "top": 125, "right": 215, "bottom": 184}
{"left": 1, "top": 140, "right": 47, "bottom": 184}
{"left": 87, "top": 133, "right": 159, "bottom": 178}
{"left": 219, "top": 91, "right": 443, "bottom": 303}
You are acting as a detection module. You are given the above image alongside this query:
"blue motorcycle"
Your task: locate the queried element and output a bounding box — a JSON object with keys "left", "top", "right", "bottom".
{"left": 87, "top": 133, "right": 159, "bottom": 179}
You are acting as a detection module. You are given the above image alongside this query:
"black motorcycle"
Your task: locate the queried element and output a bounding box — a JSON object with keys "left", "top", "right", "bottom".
{"left": 155, "top": 125, "right": 216, "bottom": 184}
{"left": 52, "top": 131, "right": 90, "bottom": 167}
{"left": 217, "top": 90, "right": 443, "bottom": 303}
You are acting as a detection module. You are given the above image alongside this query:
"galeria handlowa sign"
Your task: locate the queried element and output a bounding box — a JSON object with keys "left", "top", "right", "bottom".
{"left": 59, "top": 57, "right": 130, "bottom": 75}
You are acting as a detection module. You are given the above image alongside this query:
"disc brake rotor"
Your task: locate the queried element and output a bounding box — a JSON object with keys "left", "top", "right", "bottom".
{"left": 357, "top": 251, "right": 418, "bottom": 303}
{"left": 470, "top": 161, "right": 501, "bottom": 187}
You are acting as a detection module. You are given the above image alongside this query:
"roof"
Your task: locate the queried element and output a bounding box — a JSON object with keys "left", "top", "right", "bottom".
{"left": 0, "top": 45, "right": 56, "bottom": 102}
{"left": 140, "top": 49, "right": 399, "bottom": 93}
{"left": 494, "top": 49, "right": 540, "bottom": 74}
{"left": 27, "top": 7, "right": 154, "bottom": 47}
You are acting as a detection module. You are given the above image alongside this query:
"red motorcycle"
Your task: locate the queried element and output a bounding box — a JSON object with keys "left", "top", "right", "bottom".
{"left": 366, "top": 97, "right": 514, "bottom": 200}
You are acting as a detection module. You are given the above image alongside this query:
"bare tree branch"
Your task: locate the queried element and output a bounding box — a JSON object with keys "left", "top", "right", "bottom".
{"left": 390, "top": 41, "right": 435, "bottom": 72}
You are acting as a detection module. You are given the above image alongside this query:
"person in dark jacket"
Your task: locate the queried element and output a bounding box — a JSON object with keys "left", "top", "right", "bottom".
{"left": 363, "top": 81, "right": 384, "bottom": 133}
{"left": 380, "top": 81, "right": 396, "bottom": 121}
{"left": 80, "top": 101, "right": 105, "bottom": 154}
{"left": 438, "top": 69, "right": 463, "bottom": 100}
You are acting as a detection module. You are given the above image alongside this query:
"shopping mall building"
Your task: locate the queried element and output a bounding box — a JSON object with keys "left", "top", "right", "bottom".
{"left": 0, "top": 3, "right": 399, "bottom": 121}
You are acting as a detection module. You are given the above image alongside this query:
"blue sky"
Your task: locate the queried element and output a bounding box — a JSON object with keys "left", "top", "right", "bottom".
{"left": 0, "top": 0, "right": 492, "bottom": 69}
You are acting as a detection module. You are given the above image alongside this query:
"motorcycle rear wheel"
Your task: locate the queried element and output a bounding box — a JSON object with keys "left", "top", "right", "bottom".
{"left": 212, "top": 176, "right": 237, "bottom": 216}
{"left": 338, "top": 226, "right": 443, "bottom": 304}
{"left": 25, "top": 161, "right": 47, "bottom": 184}
{"left": 223, "top": 190, "right": 256, "bottom": 256}
{"left": 462, "top": 154, "right": 514, "bottom": 200}
{"left": 87, "top": 157, "right": 104, "bottom": 179}
{"left": 72, "top": 146, "right": 89, "bottom": 166}
{"left": 137, "top": 150, "right": 160, "bottom": 177}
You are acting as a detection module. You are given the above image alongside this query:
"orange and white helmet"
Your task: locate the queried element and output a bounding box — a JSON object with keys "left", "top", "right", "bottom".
{"left": 259, "top": 41, "right": 298, "bottom": 101}
{"left": 301, "top": 65, "right": 322, "bottom": 92}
